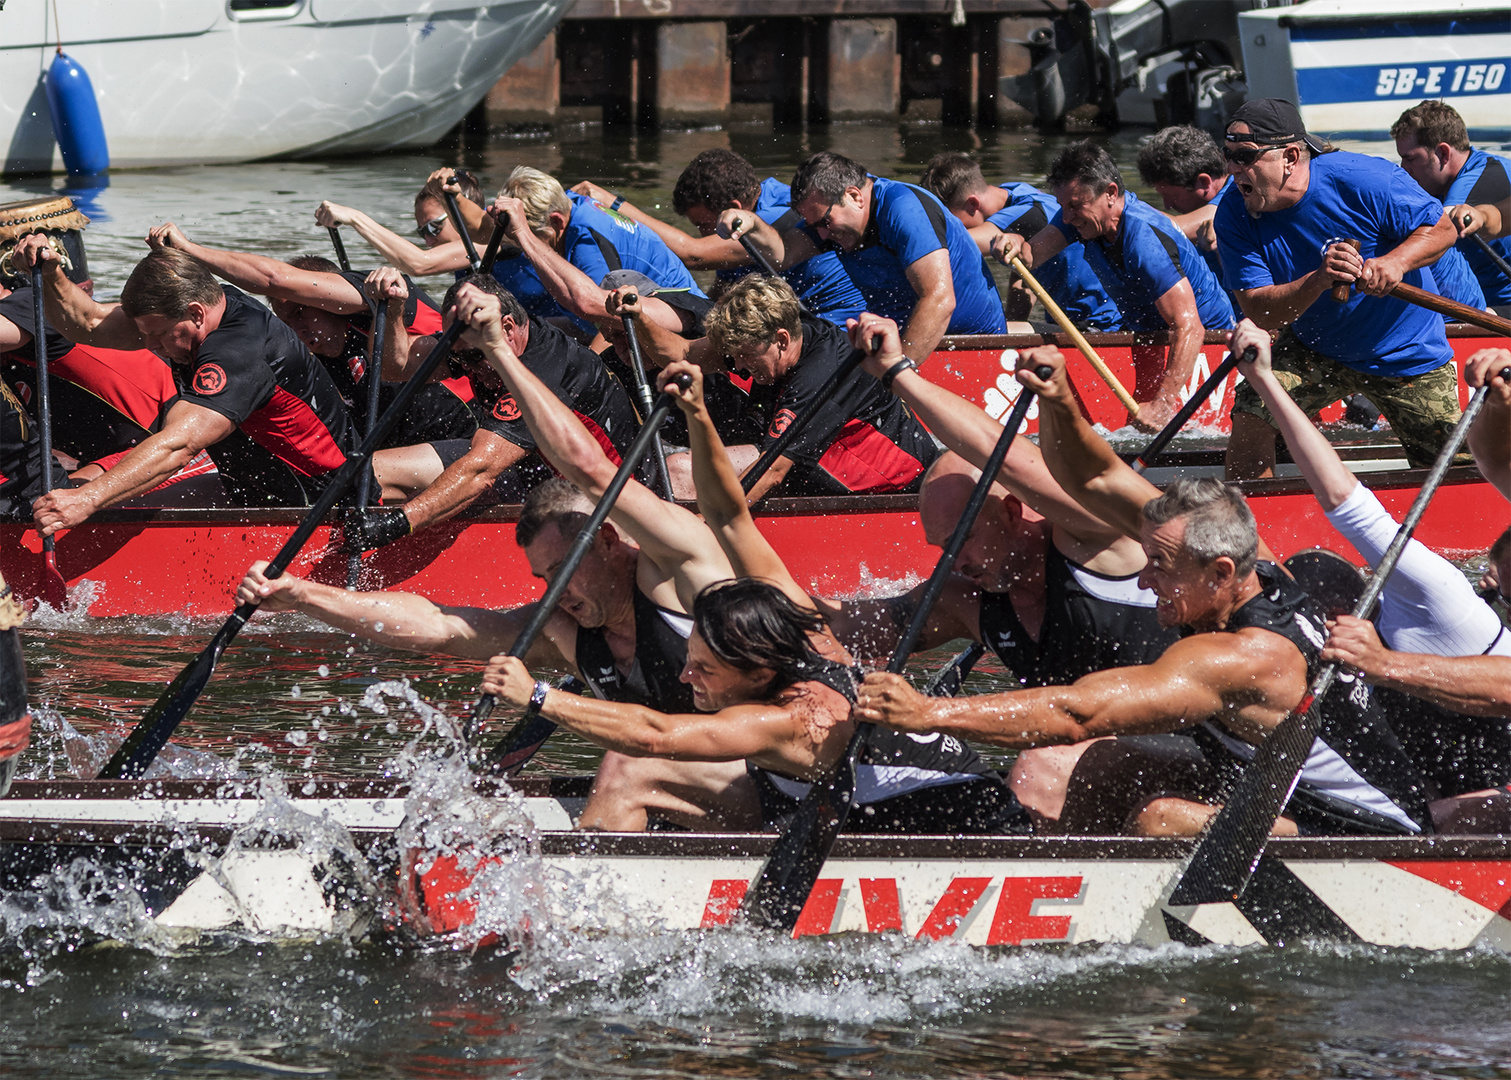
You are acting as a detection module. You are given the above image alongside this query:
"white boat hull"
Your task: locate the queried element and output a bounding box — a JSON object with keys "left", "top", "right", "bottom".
{"left": 1, "top": 0, "right": 569, "bottom": 172}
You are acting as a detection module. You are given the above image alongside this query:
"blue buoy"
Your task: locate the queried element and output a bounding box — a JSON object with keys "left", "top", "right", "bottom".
{"left": 44, "top": 51, "right": 109, "bottom": 176}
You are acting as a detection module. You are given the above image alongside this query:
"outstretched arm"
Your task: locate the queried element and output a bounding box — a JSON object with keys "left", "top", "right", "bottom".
{"left": 314, "top": 201, "right": 469, "bottom": 277}
{"left": 1321, "top": 615, "right": 1511, "bottom": 717}
{"left": 147, "top": 222, "right": 366, "bottom": 313}
{"left": 13, "top": 235, "right": 142, "bottom": 350}
{"left": 570, "top": 183, "right": 755, "bottom": 271}
{"left": 719, "top": 210, "right": 820, "bottom": 272}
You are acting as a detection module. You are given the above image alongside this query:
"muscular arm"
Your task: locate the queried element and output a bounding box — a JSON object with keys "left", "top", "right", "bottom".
{"left": 528, "top": 690, "right": 809, "bottom": 762}
{"left": 863, "top": 629, "right": 1304, "bottom": 749}
{"left": 1234, "top": 268, "right": 1335, "bottom": 329}
{"left": 1023, "top": 224, "right": 1069, "bottom": 269}
{"left": 574, "top": 188, "right": 753, "bottom": 271}
{"left": 398, "top": 429, "right": 528, "bottom": 532}
{"left": 898, "top": 249, "right": 956, "bottom": 361}
{"left": 318, "top": 203, "right": 469, "bottom": 277}
{"left": 1342, "top": 648, "right": 1511, "bottom": 717}
{"left": 34, "top": 400, "right": 234, "bottom": 533}
{"left": 1470, "top": 400, "right": 1511, "bottom": 500}
{"left": 1150, "top": 279, "right": 1205, "bottom": 406}
{"left": 33, "top": 261, "right": 143, "bottom": 350}
{"left": 172, "top": 237, "right": 366, "bottom": 313}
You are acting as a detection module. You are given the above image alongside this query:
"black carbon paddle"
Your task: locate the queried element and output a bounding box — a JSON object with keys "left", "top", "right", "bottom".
{"left": 327, "top": 226, "right": 351, "bottom": 272}
{"left": 443, "top": 190, "right": 482, "bottom": 273}
{"left": 1131, "top": 345, "right": 1255, "bottom": 474}
{"left": 1168, "top": 371, "right": 1509, "bottom": 906}
{"left": 30, "top": 264, "right": 67, "bottom": 608}
{"left": 97, "top": 321, "right": 468, "bottom": 780}
{"left": 469, "top": 374, "right": 694, "bottom": 769}
{"left": 740, "top": 368, "right": 1050, "bottom": 933}
{"left": 619, "top": 301, "right": 674, "bottom": 499}
{"left": 1463, "top": 212, "right": 1511, "bottom": 284}
{"left": 729, "top": 216, "right": 813, "bottom": 318}
{"left": 344, "top": 301, "right": 388, "bottom": 588}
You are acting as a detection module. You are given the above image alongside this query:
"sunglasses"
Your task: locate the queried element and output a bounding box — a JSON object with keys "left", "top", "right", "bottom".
{"left": 813, "top": 199, "right": 842, "bottom": 231}
{"left": 1222, "top": 143, "right": 1287, "bottom": 167}
{"left": 416, "top": 214, "right": 449, "bottom": 239}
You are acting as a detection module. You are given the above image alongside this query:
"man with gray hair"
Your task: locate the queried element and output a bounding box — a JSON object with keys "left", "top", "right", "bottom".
{"left": 856, "top": 323, "right": 1431, "bottom": 837}
{"left": 998, "top": 140, "right": 1234, "bottom": 434}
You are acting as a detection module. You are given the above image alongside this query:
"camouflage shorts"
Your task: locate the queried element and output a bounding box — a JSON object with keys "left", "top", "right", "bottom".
{"left": 1230, "top": 328, "right": 1462, "bottom": 468}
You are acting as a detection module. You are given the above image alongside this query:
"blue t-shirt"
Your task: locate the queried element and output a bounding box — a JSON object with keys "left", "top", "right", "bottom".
{"left": 1428, "top": 245, "right": 1486, "bottom": 321}
{"left": 1445, "top": 147, "right": 1511, "bottom": 307}
{"left": 801, "top": 176, "right": 1007, "bottom": 335}
{"left": 988, "top": 183, "right": 1121, "bottom": 330}
{"left": 1053, "top": 189, "right": 1234, "bottom": 332}
{"left": 487, "top": 254, "right": 595, "bottom": 337}
{"left": 1216, "top": 150, "right": 1452, "bottom": 377}
{"left": 563, "top": 191, "right": 707, "bottom": 298}
{"left": 715, "top": 177, "right": 866, "bottom": 326}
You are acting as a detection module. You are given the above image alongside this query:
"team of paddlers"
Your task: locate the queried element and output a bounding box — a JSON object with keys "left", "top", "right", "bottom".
{"left": 0, "top": 96, "right": 1509, "bottom": 840}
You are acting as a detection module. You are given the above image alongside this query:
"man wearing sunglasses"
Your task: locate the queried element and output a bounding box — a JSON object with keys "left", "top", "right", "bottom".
{"left": 1214, "top": 98, "right": 1462, "bottom": 480}
{"left": 717, "top": 150, "right": 1007, "bottom": 367}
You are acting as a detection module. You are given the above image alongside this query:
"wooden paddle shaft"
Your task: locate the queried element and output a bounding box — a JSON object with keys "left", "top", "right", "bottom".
{"left": 1009, "top": 256, "right": 1140, "bottom": 416}
{"left": 1391, "top": 279, "right": 1511, "bottom": 336}
{"left": 1330, "top": 238, "right": 1360, "bottom": 302}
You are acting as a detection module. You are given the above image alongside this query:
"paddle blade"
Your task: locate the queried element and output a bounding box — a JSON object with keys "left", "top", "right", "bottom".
{"left": 923, "top": 642, "right": 984, "bottom": 699}
{"left": 38, "top": 550, "right": 67, "bottom": 609}
{"left": 1166, "top": 703, "right": 1320, "bottom": 906}
{"left": 96, "top": 615, "right": 243, "bottom": 780}
{"left": 482, "top": 712, "right": 560, "bottom": 777}
{"left": 741, "top": 730, "right": 861, "bottom": 932}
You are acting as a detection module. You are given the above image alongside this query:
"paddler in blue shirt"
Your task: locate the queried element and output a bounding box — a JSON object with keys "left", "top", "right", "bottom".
{"left": 1393, "top": 100, "right": 1511, "bottom": 314}
{"left": 918, "top": 151, "right": 1120, "bottom": 332}
{"left": 720, "top": 150, "right": 1007, "bottom": 367}
{"left": 571, "top": 148, "right": 866, "bottom": 326}
{"left": 997, "top": 140, "right": 1235, "bottom": 436}
{"left": 1214, "top": 97, "right": 1462, "bottom": 480}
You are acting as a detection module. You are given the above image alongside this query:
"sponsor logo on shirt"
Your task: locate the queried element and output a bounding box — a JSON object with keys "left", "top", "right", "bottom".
{"left": 492, "top": 395, "right": 522, "bottom": 422}
{"left": 192, "top": 364, "right": 227, "bottom": 396}
{"left": 769, "top": 408, "right": 796, "bottom": 438}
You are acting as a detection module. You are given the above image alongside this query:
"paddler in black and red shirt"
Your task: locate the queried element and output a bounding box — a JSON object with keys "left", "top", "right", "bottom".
{"left": 14, "top": 236, "right": 362, "bottom": 526}
{"left": 620, "top": 274, "right": 939, "bottom": 503}
{"left": 349, "top": 270, "right": 642, "bottom": 550}
{"left": 143, "top": 222, "right": 476, "bottom": 447}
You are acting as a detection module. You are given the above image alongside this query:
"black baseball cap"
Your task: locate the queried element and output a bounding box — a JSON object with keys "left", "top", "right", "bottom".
{"left": 1226, "top": 98, "right": 1329, "bottom": 154}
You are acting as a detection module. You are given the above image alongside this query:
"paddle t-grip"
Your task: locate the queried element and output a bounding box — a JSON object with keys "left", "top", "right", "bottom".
{"left": 1330, "top": 238, "right": 1360, "bottom": 302}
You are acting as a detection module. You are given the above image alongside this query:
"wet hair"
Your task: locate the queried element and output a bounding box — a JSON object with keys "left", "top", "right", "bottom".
{"left": 120, "top": 248, "right": 224, "bottom": 321}
{"left": 414, "top": 168, "right": 483, "bottom": 215}
{"left": 516, "top": 477, "right": 594, "bottom": 548}
{"left": 704, "top": 274, "right": 802, "bottom": 359}
{"left": 1137, "top": 126, "right": 1226, "bottom": 188}
{"left": 1142, "top": 477, "right": 1258, "bottom": 578}
{"left": 441, "top": 271, "right": 527, "bottom": 325}
{"left": 1045, "top": 140, "right": 1123, "bottom": 197}
{"left": 790, "top": 151, "right": 869, "bottom": 206}
{"left": 693, "top": 578, "right": 830, "bottom": 696}
{"left": 919, "top": 152, "right": 989, "bottom": 209}
{"left": 1390, "top": 100, "right": 1471, "bottom": 153}
{"left": 287, "top": 254, "right": 342, "bottom": 275}
{"left": 500, "top": 166, "right": 572, "bottom": 237}
{"left": 672, "top": 149, "right": 761, "bottom": 216}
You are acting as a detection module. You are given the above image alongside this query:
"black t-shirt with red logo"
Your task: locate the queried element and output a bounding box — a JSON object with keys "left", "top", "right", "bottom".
{"left": 753, "top": 315, "right": 939, "bottom": 495}
{"left": 0, "top": 284, "right": 175, "bottom": 464}
{"left": 175, "top": 284, "right": 359, "bottom": 501}
{"left": 462, "top": 316, "right": 640, "bottom": 465}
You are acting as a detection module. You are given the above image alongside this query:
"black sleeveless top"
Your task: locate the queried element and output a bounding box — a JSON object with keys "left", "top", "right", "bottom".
{"left": 573, "top": 586, "right": 695, "bottom": 713}
{"left": 1196, "top": 562, "right": 1432, "bottom": 832}
{"left": 978, "top": 542, "right": 1177, "bottom": 687}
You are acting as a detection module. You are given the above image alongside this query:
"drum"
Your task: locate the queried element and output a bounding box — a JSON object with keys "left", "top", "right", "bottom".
{"left": 0, "top": 195, "right": 91, "bottom": 287}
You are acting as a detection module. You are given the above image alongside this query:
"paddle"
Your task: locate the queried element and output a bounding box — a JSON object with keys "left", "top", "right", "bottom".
{"left": 443, "top": 190, "right": 482, "bottom": 273}
{"left": 729, "top": 216, "right": 813, "bottom": 317}
{"left": 1009, "top": 255, "right": 1140, "bottom": 417}
{"left": 922, "top": 641, "right": 985, "bottom": 699}
{"left": 96, "top": 320, "right": 468, "bottom": 780}
{"left": 30, "top": 265, "right": 67, "bottom": 608}
{"left": 345, "top": 302, "right": 388, "bottom": 588}
{"left": 618, "top": 297, "right": 674, "bottom": 499}
{"left": 740, "top": 366, "right": 1051, "bottom": 933}
{"left": 1167, "top": 368, "right": 1511, "bottom": 906}
{"left": 327, "top": 226, "right": 351, "bottom": 272}
{"left": 1131, "top": 345, "right": 1256, "bottom": 473}
{"left": 1462, "top": 213, "right": 1511, "bottom": 285}
{"left": 467, "top": 373, "right": 694, "bottom": 769}
{"left": 740, "top": 335, "right": 881, "bottom": 496}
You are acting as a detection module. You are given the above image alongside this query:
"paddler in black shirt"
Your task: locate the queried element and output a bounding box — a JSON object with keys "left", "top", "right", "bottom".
{"left": 347, "top": 271, "right": 642, "bottom": 550}
{"left": 620, "top": 275, "right": 939, "bottom": 502}
{"left": 821, "top": 311, "right": 1179, "bottom": 828}
{"left": 15, "top": 236, "right": 361, "bottom": 523}
{"left": 235, "top": 278, "right": 739, "bottom": 737}
{"left": 856, "top": 330, "right": 1433, "bottom": 837}
{"left": 476, "top": 335, "right": 1026, "bottom": 834}
{"left": 141, "top": 222, "right": 476, "bottom": 447}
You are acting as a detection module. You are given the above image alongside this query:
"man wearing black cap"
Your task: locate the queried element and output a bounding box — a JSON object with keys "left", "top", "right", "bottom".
{"left": 1216, "top": 98, "right": 1462, "bottom": 480}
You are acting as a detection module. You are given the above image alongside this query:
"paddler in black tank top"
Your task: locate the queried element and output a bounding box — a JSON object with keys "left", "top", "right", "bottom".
{"left": 856, "top": 328, "right": 1431, "bottom": 837}
{"left": 235, "top": 282, "right": 736, "bottom": 721}
{"left": 823, "top": 312, "right": 1177, "bottom": 829}
{"left": 480, "top": 354, "right": 1027, "bottom": 834}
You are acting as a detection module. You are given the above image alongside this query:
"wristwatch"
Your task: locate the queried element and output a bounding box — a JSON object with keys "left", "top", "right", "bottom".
{"left": 880, "top": 357, "right": 918, "bottom": 392}
{"left": 523, "top": 679, "right": 550, "bottom": 721}
{"left": 610, "top": 195, "right": 626, "bottom": 212}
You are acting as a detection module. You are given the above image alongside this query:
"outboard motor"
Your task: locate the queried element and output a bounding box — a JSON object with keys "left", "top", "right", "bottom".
{"left": 0, "top": 572, "right": 30, "bottom": 798}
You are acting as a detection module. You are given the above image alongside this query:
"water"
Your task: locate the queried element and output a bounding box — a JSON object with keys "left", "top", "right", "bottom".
{"left": 3, "top": 124, "right": 1509, "bottom": 1077}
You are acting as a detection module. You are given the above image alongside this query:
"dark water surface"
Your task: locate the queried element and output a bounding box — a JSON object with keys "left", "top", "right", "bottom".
{"left": 3, "top": 124, "right": 1508, "bottom": 1078}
